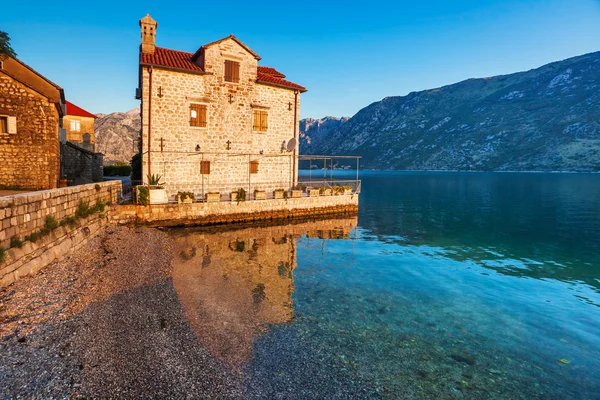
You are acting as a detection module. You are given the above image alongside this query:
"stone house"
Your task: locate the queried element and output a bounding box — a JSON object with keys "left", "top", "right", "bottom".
{"left": 64, "top": 100, "right": 97, "bottom": 152}
{"left": 137, "top": 14, "right": 307, "bottom": 199}
{"left": 0, "top": 56, "right": 65, "bottom": 190}
{"left": 60, "top": 100, "right": 103, "bottom": 184}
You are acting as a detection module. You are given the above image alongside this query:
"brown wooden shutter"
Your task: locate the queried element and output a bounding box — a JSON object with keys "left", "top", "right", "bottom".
{"left": 232, "top": 62, "right": 240, "bottom": 83}
{"left": 198, "top": 105, "right": 207, "bottom": 127}
{"left": 225, "top": 60, "right": 240, "bottom": 82}
{"left": 200, "top": 160, "right": 210, "bottom": 174}
{"left": 250, "top": 160, "right": 259, "bottom": 174}
{"left": 260, "top": 111, "right": 268, "bottom": 132}
{"left": 253, "top": 110, "right": 260, "bottom": 131}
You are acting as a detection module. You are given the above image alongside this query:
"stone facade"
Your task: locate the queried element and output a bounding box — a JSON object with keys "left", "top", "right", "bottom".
{"left": 64, "top": 100, "right": 97, "bottom": 151}
{"left": 64, "top": 114, "right": 95, "bottom": 150}
{"left": 0, "top": 59, "right": 64, "bottom": 190}
{"left": 138, "top": 15, "right": 306, "bottom": 199}
{"left": 61, "top": 142, "right": 104, "bottom": 183}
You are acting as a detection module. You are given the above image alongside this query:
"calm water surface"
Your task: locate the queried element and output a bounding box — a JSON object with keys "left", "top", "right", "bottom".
{"left": 171, "top": 172, "right": 600, "bottom": 399}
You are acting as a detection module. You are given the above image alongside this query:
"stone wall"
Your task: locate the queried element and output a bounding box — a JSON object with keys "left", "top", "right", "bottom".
{"left": 111, "top": 192, "right": 358, "bottom": 227}
{"left": 0, "top": 73, "right": 61, "bottom": 189}
{"left": 140, "top": 37, "right": 301, "bottom": 199}
{"left": 61, "top": 142, "right": 104, "bottom": 183}
{"left": 0, "top": 180, "right": 121, "bottom": 249}
{"left": 0, "top": 180, "right": 122, "bottom": 287}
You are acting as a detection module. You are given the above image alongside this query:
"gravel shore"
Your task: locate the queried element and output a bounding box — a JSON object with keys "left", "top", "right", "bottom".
{"left": 0, "top": 225, "right": 244, "bottom": 398}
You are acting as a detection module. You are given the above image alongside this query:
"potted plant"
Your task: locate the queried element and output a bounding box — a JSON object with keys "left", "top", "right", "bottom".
{"left": 291, "top": 184, "right": 305, "bottom": 198}
{"left": 307, "top": 187, "right": 319, "bottom": 197}
{"left": 147, "top": 174, "right": 168, "bottom": 204}
{"left": 273, "top": 188, "right": 285, "bottom": 199}
{"left": 254, "top": 189, "right": 266, "bottom": 200}
{"left": 232, "top": 188, "right": 246, "bottom": 202}
{"left": 205, "top": 192, "right": 221, "bottom": 203}
{"left": 318, "top": 186, "right": 332, "bottom": 196}
{"left": 177, "top": 191, "right": 195, "bottom": 204}
{"left": 342, "top": 185, "right": 353, "bottom": 195}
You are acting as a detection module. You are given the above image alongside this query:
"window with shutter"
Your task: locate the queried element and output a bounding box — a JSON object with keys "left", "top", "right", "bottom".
{"left": 250, "top": 160, "right": 259, "bottom": 174}
{"left": 70, "top": 119, "right": 80, "bottom": 132}
{"left": 224, "top": 60, "right": 240, "bottom": 83}
{"left": 253, "top": 110, "right": 268, "bottom": 133}
{"left": 0, "top": 117, "right": 7, "bottom": 134}
{"left": 189, "top": 104, "right": 207, "bottom": 128}
{"left": 200, "top": 160, "right": 211, "bottom": 174}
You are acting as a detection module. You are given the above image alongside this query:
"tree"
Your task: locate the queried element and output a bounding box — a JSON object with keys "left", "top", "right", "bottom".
{"left": 0, "top": 30, "right": 16, "bottom": 60}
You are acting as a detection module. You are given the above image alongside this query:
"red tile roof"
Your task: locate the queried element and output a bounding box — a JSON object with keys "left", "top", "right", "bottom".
{"left": 257, "top": 66, "right": 306, "bottom": 92}
{"left": 140, "top": 47, "right": 204, "bottom": 73}
{"left": 139, "top": 47, "right": 306, "bottom": 92}
{"left": 257, "top": 66, "right": 286, "bottom": 78}
{"left": 65, "top": 100, "right": 97, "bottom": 119}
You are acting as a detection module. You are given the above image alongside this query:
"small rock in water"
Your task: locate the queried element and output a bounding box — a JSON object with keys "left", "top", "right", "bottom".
{"left": 450, "top": 354, "right": 476, "bottom": 366}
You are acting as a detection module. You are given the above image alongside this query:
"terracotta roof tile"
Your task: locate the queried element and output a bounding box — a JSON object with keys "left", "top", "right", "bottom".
{"left": 65, "top": 100, "right": 97, "bottom": 119}
{"left": 139, "top": 47, "right": 305, "bottom": 91}
{"left": 257, "top": 67, "right": 306, "bottom": 92}
{"left": 257, "top": 66, "right": 286, "bottom": 78}
{"left": 140, "top": 47, "right": 204, "bottom": 73}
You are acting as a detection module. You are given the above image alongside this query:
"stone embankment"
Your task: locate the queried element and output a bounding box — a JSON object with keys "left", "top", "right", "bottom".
{"left": 0, "top": 181, "right": 121, "bottom": 286}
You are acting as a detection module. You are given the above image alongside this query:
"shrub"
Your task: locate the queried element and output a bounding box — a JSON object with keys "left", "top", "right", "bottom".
{"left": 75, "top": 201, "right": 91, "bottom": 219}
{"left": 103, "top": 162, "right": 132, "bottom": 177}
{"left": 294, "top": 183, "right": 307, "bottom": 192}
{"left": 25, "top": 232, "right": 40, "bottom": 242}
{"left": 91, "top": 198, "right": 106, "bottom": 213}
{"left": 177, "top": 191, "right": 195, "bottom": 202}
{"left": 235, "top": 188, "right": 246, "bottom": 202}
{"left": 10, "top": 236, "right": 23, "bottom": 248}
{"left": 137, "top": 186, "right": 149, "bottom": 206}
{"left": 94, "top": 183, "right": 101, "bottom": 192}
{"left": 131, "top": 152, "right": 142, "bottom": 181}
{"left": 44, "top": 216, "right": 59, "bottom": 231}
{"left": 0, "top": 247, "right": 5, "bottom": 263}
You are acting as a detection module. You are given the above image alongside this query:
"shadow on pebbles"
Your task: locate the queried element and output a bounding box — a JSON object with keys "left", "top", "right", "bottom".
{"left": 0, "top": 225, "right": 244, "bottom": 398}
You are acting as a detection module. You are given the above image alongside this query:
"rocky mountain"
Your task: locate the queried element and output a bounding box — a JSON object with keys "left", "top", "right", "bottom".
{"left": 300, "top": 51, "right": 600, "bottom": 171}
{"left": 95, "top": 108, "right": 140, "bottom": 164}
{"left": 299, "top": 116, "right": 350, "bottom": 152}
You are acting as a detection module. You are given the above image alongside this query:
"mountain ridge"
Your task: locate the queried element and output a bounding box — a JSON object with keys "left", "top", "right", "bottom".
{"left": 300, "top": 51, "right": 600, "bottom": 171}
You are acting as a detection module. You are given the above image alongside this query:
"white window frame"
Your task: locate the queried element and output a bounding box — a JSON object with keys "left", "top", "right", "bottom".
{"left": 70, "top": 119, "right": 81, "bottom": 132}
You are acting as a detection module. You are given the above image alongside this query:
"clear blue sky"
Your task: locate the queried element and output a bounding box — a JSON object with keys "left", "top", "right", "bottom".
{"left": 2, "top": 0, "right": 599, "bottom": 118}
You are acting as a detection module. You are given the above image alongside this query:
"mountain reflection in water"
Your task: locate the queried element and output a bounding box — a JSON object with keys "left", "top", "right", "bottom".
{"left": 169, "top": 218, "right": 357, "bottom": 367}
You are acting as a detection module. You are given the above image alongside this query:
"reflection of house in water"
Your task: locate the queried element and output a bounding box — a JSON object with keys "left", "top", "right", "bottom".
{"left": 170, "top": 217, "right": 357, "bottom": 367}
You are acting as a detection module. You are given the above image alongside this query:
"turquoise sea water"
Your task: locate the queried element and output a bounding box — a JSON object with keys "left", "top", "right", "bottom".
{"left": 175, "top": 172, "right": 600, "bottom": 399}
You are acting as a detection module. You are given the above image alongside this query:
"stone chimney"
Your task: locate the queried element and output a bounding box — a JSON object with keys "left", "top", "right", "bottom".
{"left": 139, "top": 14, "right": 158, "bottom": 54}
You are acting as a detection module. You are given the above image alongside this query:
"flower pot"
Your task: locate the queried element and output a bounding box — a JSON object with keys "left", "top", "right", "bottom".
{"left": 291, "top": 190, "right": 303, "bottom": 198}
{"left": 149, "top": 188, "right": 168, "bottom": 204}
{"left": 254, "top": 190, "right": 266, "bottom": 200}
{"left": 205, "top": 192, "right": 220, "bottom": 203}
{"left": 178, "top": 198, "right": 193, "bottom": 204}
{"left": 308, "top": 188, "right": 319, "bottom": 197}
{"left": 274, "top": 190, "right": 285, "bottom": 199}
{"left": 230, "top": 192, "right": 238, "bottom": 202}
